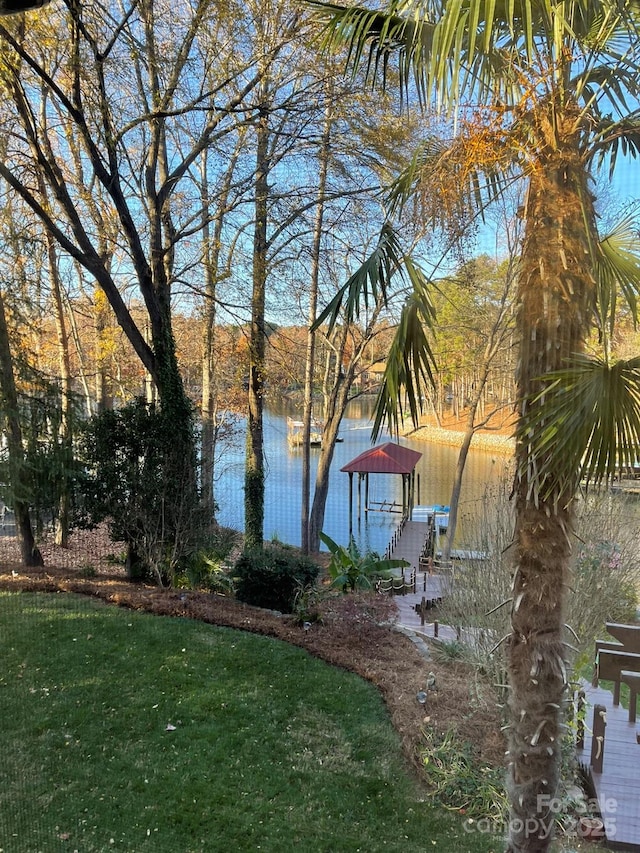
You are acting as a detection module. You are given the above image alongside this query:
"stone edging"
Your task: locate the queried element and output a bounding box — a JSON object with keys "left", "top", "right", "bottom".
{"left": 406, "top": 424, "right": 515, "bottom": 455}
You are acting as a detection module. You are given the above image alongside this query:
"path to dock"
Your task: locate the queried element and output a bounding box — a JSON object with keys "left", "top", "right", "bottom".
{"left": 386, "top": 519, "right": 459, "bottom": 639}
{"left": 578, "top": 681, "right": 640, "bottom": 851}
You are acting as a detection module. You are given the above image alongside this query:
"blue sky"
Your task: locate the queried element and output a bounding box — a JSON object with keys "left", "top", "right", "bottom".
{"left": 610, "top": 157, "right": 640, "bottom": 207}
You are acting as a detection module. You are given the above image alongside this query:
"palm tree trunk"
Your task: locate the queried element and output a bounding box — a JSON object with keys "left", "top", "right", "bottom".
{"left": 506, "top": 128, "right": 596, "bottom": 852}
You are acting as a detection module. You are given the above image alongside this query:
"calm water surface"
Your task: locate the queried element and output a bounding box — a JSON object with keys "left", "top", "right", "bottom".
{"left": 215, "top": 398, "right": 512, "bottom": 554}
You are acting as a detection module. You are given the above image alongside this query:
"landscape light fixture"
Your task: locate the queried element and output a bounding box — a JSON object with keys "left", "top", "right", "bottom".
{"left": 0, "top": 0, "right": 52, "bottom": 13}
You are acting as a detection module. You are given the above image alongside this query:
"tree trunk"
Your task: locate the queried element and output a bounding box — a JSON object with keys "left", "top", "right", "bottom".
{"left": 0, "top": 288, "right": 43, "bottom": 567}
{"left": 199, "top": 153, "right": 218, "bottom": 524}
{"left": 244, "top": 103, "right": 270, "bottom": 551}
{"left": 505, "top": 126, "right": 596, "bottom": 852}
{"left": 64, "top": 281, "right": 94, "bottom": 417}
{"left": 93, "top": 289, "right": 112, "bottom": 414}
{"left": 309, "top": 307, "right": 381, "bottom": 552}
{"left": 47, "top": 232, "right": 72, "bottom": 547}
{"left": 443, "top": 265, "right": 514, "bottom": 562}
{"left": 301, "top": 98, "right": 332, "bottom": 554}
{"left": 308, "top": 380, "right": 349, "bottom": 552}
{"left": 441, "top": 409, "right": 476, "bottom": 562}
{"left": 199, "top": 139, "right": 243, "bottom": 523}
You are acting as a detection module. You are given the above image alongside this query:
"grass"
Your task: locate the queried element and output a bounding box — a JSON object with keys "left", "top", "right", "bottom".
{"left": 0, "top": 592, "right": 500, "bottom": 853}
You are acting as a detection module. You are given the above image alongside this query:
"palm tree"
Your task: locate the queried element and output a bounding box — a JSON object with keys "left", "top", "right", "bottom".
{"left": 307, "top": 1, "right": 640, "bottom": 850}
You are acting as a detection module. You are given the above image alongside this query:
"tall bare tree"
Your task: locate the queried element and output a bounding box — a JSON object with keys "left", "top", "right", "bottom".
{"left": 0, "top": 0, "right": 267, "bottom": 567}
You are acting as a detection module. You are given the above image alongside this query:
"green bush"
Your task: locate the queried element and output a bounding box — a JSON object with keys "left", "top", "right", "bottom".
{"left": 78, "top": 397, "right": 203, "bottom": 586}
{"left": 177, "top": 526, "right": 241, "bottom": 594}
{"left": 234, "top": 544, "right": 319, "bottom": 613}
{"left": 319, "top": 531, "right": 409, "bottom": 592}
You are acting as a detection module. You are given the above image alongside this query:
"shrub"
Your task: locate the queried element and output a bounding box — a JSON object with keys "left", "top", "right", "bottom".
{"left": 178, "top": 527, "right": 241, "bottom": 594}
{"left": 319, "top": 531, "right": 409, "bottom": 592}
{"left": 436, "top": 485, "right": 640, "bottom": 688}
{"left": 78, "top": 398, "right": 204, "bottom": 586}
{"left": 234, "top": 544, "right": 319, "bottom": 613}
{"left": 177, "top": 553, "right": 235, "bottom": 595}
{"left": 568, "top": 493, "right": 639, "bottom": 666}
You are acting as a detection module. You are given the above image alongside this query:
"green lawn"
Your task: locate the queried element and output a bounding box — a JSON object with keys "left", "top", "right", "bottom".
{"left": 0, "top": 592, "right": 500, "bottom": 853}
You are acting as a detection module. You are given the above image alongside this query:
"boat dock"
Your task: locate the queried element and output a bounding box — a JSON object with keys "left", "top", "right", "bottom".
{"left": 287, "top": 416, "right": 323, "bottom": 447}
{"left": 383, "top": 510, "right": 460, "bottom": 638}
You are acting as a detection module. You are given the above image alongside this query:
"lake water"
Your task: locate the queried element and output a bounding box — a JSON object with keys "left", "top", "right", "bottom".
{"left": 215, "top": 398, "right": 513, "bottom": 554}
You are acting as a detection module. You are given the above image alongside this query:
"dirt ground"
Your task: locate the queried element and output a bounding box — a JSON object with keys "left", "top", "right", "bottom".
{"left": 418, "top": 408, "right": 516, "bottom": 437}
{"left": 0, "top": 526, "right": 505, "bottom": 780}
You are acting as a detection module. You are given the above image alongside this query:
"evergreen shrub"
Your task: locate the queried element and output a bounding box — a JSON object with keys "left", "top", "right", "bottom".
{"left": 234, "top": 544, "right": 319, "bottom": 613}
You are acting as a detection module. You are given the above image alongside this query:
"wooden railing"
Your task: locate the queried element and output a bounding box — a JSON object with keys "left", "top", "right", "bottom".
{"left": 376, "top": 569, "right": 416, "bottom": 596}
{"left": 384, "top": 512, "right": 409, "bottom": 559}
{"left": 376, "top": 562, "right": 455, "bottom": 598}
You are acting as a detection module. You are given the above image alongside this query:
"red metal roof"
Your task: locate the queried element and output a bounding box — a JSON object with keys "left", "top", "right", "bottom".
{"left": 340, "top": 442, "right": 422, "bottom": 475}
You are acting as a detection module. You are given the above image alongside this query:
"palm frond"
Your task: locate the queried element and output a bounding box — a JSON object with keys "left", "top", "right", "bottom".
{"left": 371, "top": 261, "right": 437, "bottom": 440}
{"left": 595, "top": 213, "right": 640, "bottom": 335}
{"left": 577, "top": 64, "right": 640, "bottom": 128}
{"left": 387, "top": 126, "right": 517, "bottom": 241}
{"left": 308, "top": 0, "right": 640, "bottom": 116}
{"left": 588, "top": 114, "right": 640, "bottom": 176}
{"left": 516, "top": 355, "right": 640, "bottom": 501}
{"left": 306, "top": 0, "right": 528, "bottom": 110}
{"left": 305, "top": 0, "right": 434, "bottom": 97}
{"left": 312, "top": 222, "right": 406, "bottom": 332}
{"left": 386, "top": 136, "right": 449, "bottom": 215}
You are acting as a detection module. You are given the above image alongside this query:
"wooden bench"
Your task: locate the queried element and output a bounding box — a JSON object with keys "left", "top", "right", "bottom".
{"left": 596, "top": 648, "right": 640, "bottom": 705}
{"left": 605, "top": 622, "right": 640, "bottom": 653}
{"left": 620, "top": 670, "right": 640, "bottom": 723}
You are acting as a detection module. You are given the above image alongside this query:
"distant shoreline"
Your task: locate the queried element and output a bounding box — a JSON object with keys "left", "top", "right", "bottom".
{"left": 404, "top": 423, "right": 515, "bottom": 455}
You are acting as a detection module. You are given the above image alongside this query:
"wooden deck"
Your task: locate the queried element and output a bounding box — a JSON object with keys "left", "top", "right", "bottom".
{"left": 578, "top": 681, "right": 640, "bottom": 851}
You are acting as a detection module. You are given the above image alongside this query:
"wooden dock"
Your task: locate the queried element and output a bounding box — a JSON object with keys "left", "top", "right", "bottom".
{"left": 383, "top": 519, "right": 459, "bottom": 637}
{"left": 286, "top": 416, "right": 323, "bottom": 447}
{"left": 578, "top": 681, "right": 640, "bottom": 851}
{"left": 387, "top": 520, "right": 431, "bottom": 566}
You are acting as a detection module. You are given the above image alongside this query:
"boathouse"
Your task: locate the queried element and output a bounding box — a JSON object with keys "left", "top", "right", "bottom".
{"left": 341, "top": 442, "right": 422, "bottom": 534}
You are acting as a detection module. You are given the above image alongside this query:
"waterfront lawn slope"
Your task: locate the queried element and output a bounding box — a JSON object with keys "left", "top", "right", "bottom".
{"left": 0, "top": 593, "right": 497, "bottom": 853}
